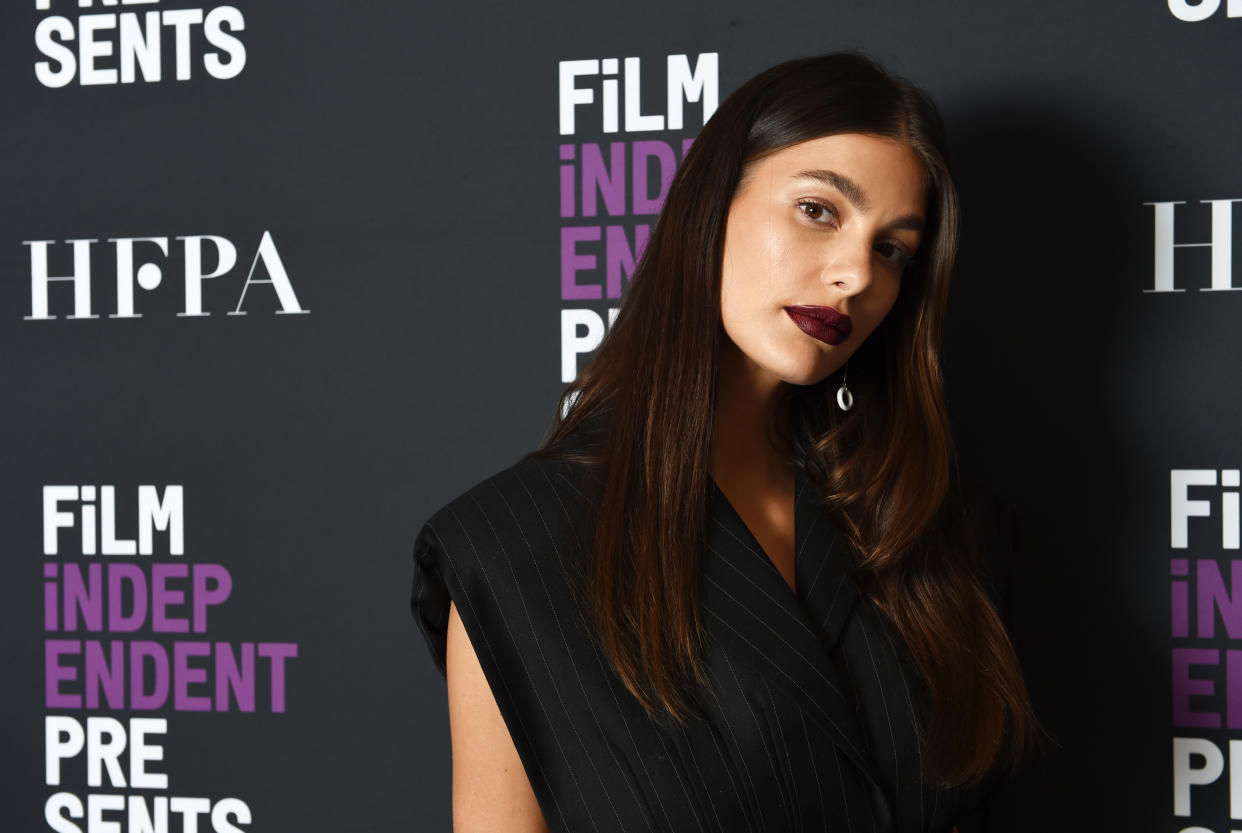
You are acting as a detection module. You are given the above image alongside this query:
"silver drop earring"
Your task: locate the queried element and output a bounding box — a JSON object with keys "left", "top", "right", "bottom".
{"left": 836, "top": 363, "right": 854, "bottom": 412}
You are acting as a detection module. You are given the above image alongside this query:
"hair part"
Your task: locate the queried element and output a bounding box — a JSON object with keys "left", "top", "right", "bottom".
{"left": 531, "top": 51, "right": 1035, "bottom": 786}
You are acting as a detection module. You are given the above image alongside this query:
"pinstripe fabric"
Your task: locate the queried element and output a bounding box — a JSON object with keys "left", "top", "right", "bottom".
{"left": 410, "top": 430, "right": 995, "bottom": 832}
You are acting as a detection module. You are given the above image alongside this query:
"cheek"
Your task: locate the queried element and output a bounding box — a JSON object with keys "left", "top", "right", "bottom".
{"left": 719, "top": 272, "right": 762, "bottom": 340}
{"left": 720, "top": 231, "right": 779, "bottom": 322}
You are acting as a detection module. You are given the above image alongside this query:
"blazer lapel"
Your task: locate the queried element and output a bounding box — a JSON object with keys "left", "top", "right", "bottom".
{"left": 701, "top": 462, "right": 879, "bottom": 788}
{"left": 793, "top": 463, "right": 861, "bottom": 655}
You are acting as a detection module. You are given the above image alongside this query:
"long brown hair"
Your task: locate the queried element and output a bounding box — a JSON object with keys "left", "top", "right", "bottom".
{"left": 530, "top": 52, "right": 1034, "bottom": 786}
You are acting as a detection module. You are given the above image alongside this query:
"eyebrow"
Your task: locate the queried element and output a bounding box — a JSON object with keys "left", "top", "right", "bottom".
{"left": 793, "top": 169, "right": 926, "bottom": 233}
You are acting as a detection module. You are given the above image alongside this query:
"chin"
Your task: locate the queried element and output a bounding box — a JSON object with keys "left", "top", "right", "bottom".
{"left": 771, "top": 362, "right": 834, "bottom": 388}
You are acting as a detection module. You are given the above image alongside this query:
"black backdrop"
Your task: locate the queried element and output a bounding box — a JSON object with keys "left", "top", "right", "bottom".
{"left": 5, "top": 1, "right": 1242, "bottom": 830}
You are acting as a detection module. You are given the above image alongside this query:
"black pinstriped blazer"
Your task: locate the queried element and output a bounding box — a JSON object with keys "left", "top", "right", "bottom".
{"left": 410, "top": 424, "right": 998, "bottom": 832}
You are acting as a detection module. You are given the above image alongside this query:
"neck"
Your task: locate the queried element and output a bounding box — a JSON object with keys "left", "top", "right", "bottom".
{"left": 710, "top": 339, "right": 792, "bottom": 488}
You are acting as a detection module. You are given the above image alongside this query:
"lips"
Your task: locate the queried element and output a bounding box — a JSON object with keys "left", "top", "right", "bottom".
{"left": 783, "top": 305, "right": 852, "bottom": 346}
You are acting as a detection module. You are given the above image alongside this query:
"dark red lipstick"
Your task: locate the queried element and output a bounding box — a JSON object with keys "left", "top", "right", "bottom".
{"left": 783, "top": 305, "right": 852, "bottom": 346}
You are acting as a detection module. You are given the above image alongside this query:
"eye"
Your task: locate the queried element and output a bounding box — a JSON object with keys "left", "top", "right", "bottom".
{"left": 797, "top": 199, "right": 837, "bottom": 227}
{"left": 875, "top": 240, "right": 915, "bottom": 269}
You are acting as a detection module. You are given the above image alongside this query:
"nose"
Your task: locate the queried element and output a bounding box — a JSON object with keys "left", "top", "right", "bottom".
{"left": 822, "top": 237, "right": 874, "bottom": 297}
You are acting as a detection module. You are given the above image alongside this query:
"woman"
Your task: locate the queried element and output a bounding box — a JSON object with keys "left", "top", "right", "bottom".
{"left": 411, "top": 52, "right": 1034, "bottom": 832}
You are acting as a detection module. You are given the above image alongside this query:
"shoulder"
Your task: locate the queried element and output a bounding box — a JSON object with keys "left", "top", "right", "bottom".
{"left": 410, "top": 448, "right": 598, "bottom": 677}
{"left": 414, "top": 449, "right": 597, "bottom": 562}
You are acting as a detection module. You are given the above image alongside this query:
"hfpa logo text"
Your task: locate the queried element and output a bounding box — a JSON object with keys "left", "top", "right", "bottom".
{"left": 1144, "top": 199, "right": 1242, "bottom": 294}
{"left": 23, "top": 230, "right": 308, "bottom": 320}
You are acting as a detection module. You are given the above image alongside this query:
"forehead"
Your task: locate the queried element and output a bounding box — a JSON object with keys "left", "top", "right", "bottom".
{"left": 741, "top": 133, "right": 928, "bottom": 213}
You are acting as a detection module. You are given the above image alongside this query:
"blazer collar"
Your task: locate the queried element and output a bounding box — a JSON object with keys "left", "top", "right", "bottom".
{"left": 702, "top": 461, "right": 878, "bottom": 785}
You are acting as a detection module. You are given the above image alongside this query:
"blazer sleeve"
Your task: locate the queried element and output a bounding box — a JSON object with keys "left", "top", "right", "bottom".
{"left": 408, "top": 460, "right": 594, "bottom": 687}
{"left": 409, "top": 504, "right": 536, "bottom": 683}
{"left": 411, "top": 518, "right": 453, "bottom": 678}
{"left": 406, "top": 474, "right": 601, "bottom": 830}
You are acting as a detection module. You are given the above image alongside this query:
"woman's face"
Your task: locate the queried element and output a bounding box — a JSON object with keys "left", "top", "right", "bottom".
{"left": 719, "top": 132, "right": 927, "bottom": 388}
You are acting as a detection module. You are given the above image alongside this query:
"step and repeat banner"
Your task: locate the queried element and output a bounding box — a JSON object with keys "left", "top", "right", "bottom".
{"left": 3, "top": 1, "right": 1240, "bottom": 830}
